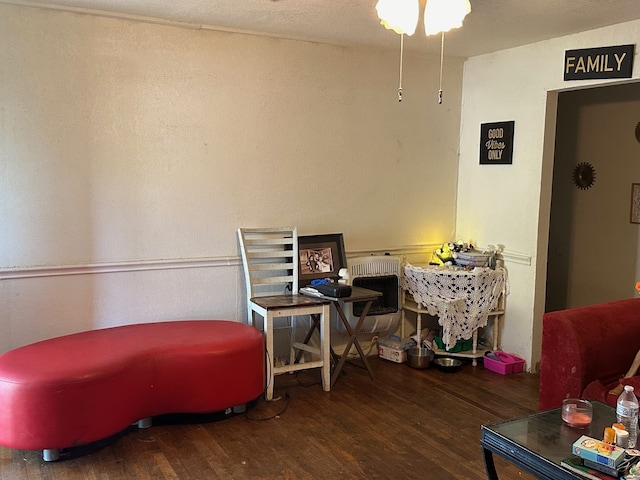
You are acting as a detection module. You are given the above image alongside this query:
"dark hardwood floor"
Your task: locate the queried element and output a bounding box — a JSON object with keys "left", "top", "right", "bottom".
{"left": 0, "top": 356, "right": 541, "bottom": 479}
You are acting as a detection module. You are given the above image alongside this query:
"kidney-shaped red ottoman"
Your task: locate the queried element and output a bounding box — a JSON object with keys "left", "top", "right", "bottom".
{"left": 0, "top": 320, "right": 264, "bottom": 461}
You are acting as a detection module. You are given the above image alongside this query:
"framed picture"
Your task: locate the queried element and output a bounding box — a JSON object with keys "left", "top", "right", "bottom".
{"left": 298, "top": 233, "right": 347, "bottom": 288}
{"left": 479, "top": 121, "right": 515, "bottom": 165}
{"left": 631, "top": 183, "right": 640, "bottom": 224}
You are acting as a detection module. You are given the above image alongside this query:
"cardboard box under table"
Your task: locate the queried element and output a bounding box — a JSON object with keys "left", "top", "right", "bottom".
{"left": 377, "top": 335, "right": 414, "bottom": 364}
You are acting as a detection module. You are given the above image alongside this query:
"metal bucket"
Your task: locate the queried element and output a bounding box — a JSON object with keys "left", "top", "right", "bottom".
{"left": 406, "top": 347, "right": 434, "bottom": 369}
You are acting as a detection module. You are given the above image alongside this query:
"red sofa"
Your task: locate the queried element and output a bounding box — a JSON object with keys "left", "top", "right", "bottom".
{"left": 0, "top": 320, "right": 265, "bottom": 461}
{"left": 539, "top": 298, "right": 640, "bottom": 410}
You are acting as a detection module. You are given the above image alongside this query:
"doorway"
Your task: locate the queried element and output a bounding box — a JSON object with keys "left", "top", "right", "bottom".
{"left": 545, "top": 82, "right": 640, "bottom": 312}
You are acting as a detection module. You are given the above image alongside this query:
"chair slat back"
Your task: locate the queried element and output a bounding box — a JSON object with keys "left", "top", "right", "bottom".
{"left": 238, "top": 227, "right": 300, "bottom": 300}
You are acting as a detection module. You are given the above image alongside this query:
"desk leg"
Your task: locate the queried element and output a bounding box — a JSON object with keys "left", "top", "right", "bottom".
{"left": 482, "top": 448, "right": 500, "bottom": 480}
{"left": 331, "top": 300, "right": 375, "bottom": 386}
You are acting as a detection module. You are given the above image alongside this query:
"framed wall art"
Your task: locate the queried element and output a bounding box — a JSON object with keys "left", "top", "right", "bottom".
{"left": 298, "top": 233, "right": 347, "bottom": 288}
{"left": 631, "top": 183, "right": 640, "bottom": 224}
{"left": 480, "top": 121, "right": 514, "bottom": 165}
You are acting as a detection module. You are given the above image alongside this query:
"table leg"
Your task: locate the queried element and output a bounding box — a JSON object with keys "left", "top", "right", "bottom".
{"left": 293, "top": 314, "right": 321, "bottom": 364}
{"left": 293, "top": 313, "right": 340, "bottom": 366}
{"left": 319, "top": 303, "right": 331, "bottom": 392}
{"left": 482, "top": 448, "right": 500, "bottom": 480}
{"left": 264, "top": 311, "right": 275, "bottom": 401}
{"left": 472, "top": 330, "right": 478, "bottom": 366}
{"left": 331, "top": 300, "right": 375, "bottom": 386}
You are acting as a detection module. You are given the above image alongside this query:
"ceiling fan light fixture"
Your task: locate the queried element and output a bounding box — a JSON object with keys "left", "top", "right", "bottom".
{"left": 375, "top": 0, "right": 419, "bottom": 36}
{"left": 375, "top": 0, "right": 471, "bottom": 103}
{"left": 424, "top": 0, "right": 471, "bottom": 35}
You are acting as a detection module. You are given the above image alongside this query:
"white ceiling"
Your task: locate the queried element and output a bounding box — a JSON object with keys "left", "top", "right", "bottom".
{"left": 10, "top": 0, "right": 640, "bottom": 57}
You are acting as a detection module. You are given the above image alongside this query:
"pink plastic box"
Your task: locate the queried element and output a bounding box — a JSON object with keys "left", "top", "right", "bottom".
{"left": 484, "top": 351, "right": 525, "bottom": 375}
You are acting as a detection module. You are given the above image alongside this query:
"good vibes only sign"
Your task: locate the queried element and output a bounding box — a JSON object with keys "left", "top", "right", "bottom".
{"left": 480, "top": 121, "right": 514, "bottom": 165}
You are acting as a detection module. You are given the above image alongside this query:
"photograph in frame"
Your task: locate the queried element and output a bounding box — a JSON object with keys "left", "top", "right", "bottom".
{"left": 298, "top": 233, "right": 347, "bottom": 288}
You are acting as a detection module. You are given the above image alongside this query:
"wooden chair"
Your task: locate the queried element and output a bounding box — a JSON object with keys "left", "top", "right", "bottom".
{"left": 237, "top": 227, "right": 331, "bottom": 401}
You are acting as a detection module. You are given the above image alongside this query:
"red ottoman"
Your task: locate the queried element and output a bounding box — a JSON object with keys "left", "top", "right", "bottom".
{"left": 0, "top": 320, "right": 264, "bottom": 461}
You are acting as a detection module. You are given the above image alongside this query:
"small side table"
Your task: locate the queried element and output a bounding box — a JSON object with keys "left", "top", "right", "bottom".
{"left": 401, "top": 291, "right": 504, "bottom": 366}
{"left": 302, "top": 286, "right": 382, "bottom": 386}
{"left": 402, "top": 264, "right": 507, "bottom": 366}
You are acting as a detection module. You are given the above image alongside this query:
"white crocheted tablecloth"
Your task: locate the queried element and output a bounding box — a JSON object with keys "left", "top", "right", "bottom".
{"left": 402, "top": 264, "right": 508, "bottom": 350}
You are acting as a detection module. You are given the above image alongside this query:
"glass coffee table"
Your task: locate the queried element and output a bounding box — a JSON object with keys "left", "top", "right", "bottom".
{"left": 481, "top": 401, "right": 616, "bottom": 479}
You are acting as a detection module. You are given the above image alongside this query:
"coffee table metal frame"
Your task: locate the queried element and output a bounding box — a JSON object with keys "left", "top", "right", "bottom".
{"left": 481, "top": 401, "right": 616, "bottom": 480}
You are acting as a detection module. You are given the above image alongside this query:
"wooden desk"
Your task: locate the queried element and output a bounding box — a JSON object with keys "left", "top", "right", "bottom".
{"left": 302, "top": 286, "right": 382, "bottom": 386}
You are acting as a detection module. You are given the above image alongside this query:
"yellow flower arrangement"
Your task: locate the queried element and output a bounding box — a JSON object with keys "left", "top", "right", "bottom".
{"left": 636, "top": 282, "right": 640, "bottom": 295}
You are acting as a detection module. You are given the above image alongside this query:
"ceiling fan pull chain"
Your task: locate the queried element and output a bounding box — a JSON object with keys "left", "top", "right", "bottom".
{"left": 398, "top": 33, "right": 404, "bottom": 102}
{"left": 438, "top": 31, "right": 445, "bottom": 104}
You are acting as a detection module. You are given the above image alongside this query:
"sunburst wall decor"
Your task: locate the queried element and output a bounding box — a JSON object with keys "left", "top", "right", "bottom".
{"left": 572, "top": 162, "right": 596, "bottom": 190}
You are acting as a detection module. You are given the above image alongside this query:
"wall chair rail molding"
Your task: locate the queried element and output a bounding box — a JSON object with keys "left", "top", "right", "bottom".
{"left": 0, "top": 247, "right": 531, "bottom": 281}
{"left": 495, "top": 249, "right": 531, "bottom": 266}
{"left": 349, "top": 245, "right": 532, "bottom": 267}
{"left": 0, "top": 257, "right": 240, "bottom": 281}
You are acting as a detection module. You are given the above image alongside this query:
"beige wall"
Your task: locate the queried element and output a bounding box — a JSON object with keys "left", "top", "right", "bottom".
{"left": 0, "top": 4, "right": 463, "bottom": 352}
{"left": 459, "top": 20, "right": 640, "bottom": 371}
{"left": 8, "top": 4, "right": 637, "bottom": 369}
